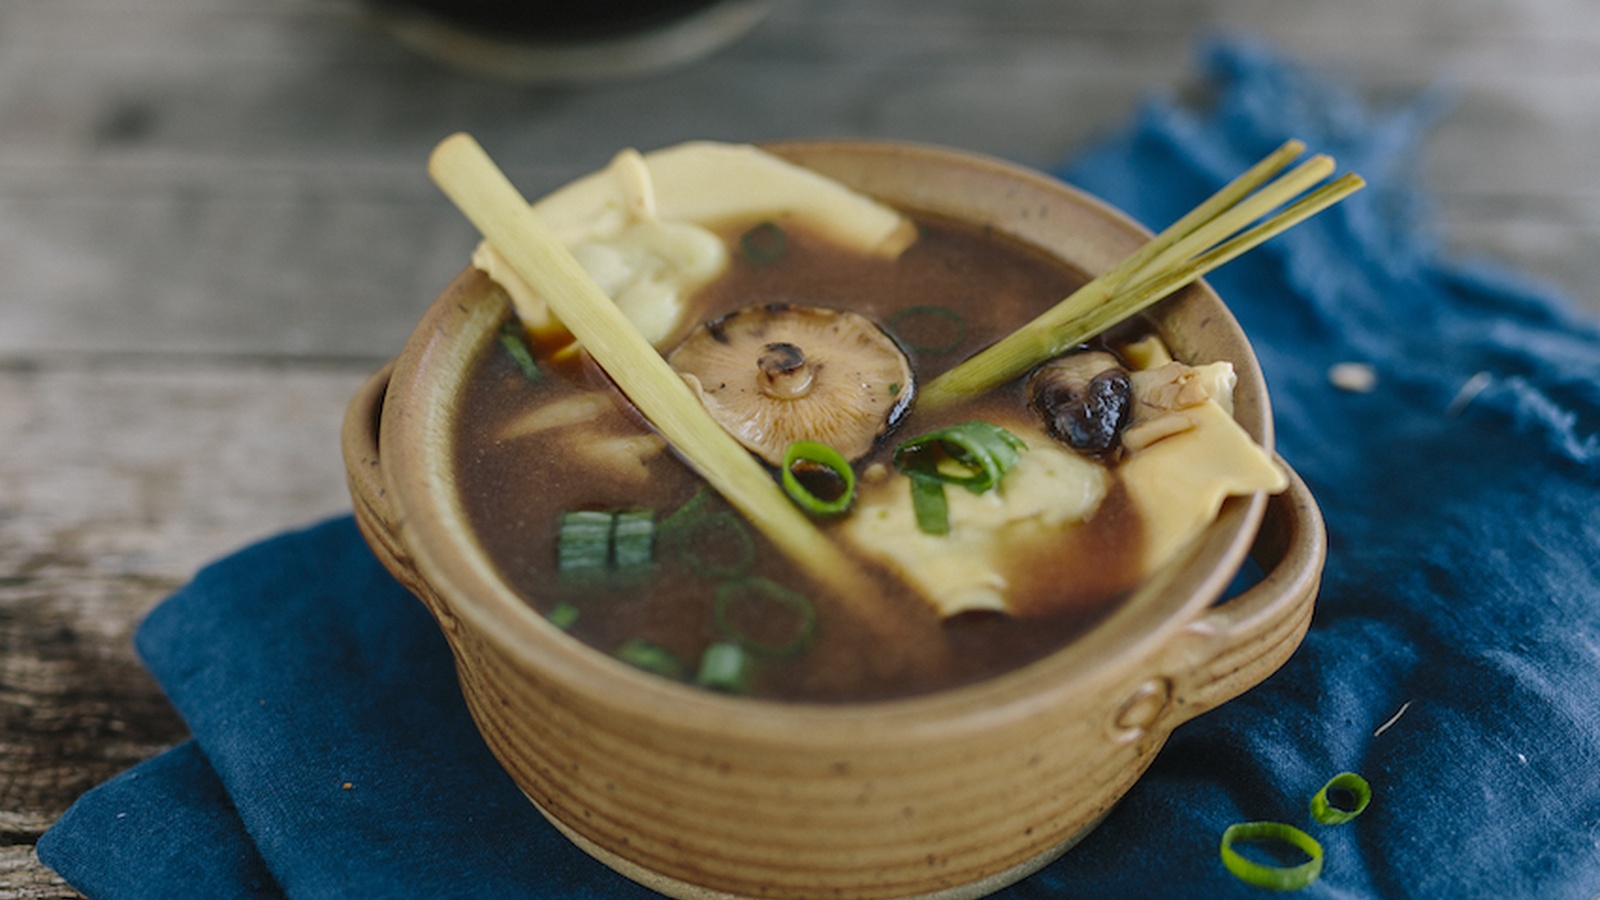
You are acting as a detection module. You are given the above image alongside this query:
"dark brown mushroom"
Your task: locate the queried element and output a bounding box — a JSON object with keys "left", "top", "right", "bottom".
{"left": 667, "top": 304, "right": 914, "bottom": 465}
{"left": 1028, "top": 350, "right": 1133, "bottom": 456}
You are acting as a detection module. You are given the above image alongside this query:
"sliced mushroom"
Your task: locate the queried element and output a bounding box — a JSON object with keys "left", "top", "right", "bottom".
{"left": 1028, "top": 350, "right": 1134, "bottom": 456}
{"left": 668, "top": 304, "right": 914, "bottom": 465}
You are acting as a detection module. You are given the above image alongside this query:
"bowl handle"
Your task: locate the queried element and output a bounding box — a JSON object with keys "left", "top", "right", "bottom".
{"left": 1158, "top": 460, "right": 1326, "bottom": 729}
{"left": 341, "top": 362, "right": 426, "bottom": 591}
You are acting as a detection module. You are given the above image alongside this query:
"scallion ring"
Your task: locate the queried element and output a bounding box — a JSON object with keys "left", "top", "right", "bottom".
{"left": 1310, "top": 772, "right": 1371, "bottom": 825}
{"left": 659, "top": 487, "right": 715, "bottom": 534}
{"left": 781, "top": 440, "right": 856, "bottom": 516}
{"left": 739, "top": 221, "right": 787, "bottom": 266}
{"left": 1219, "top": 821, "right": 1324, "bottom": 891}
{"left": 893, "top": 421, "right": 1027, "bottom": 494}
{"left": 557, "top": 510, "right": 613, "bottom": 574}
{"left": 557, "top": 509, "right": 655, "bottom": 579}
{"left": 546, "top": 601, "right": 580, "bottom": 631}
{"left": 907, "top": 476, "right": 951, "bottom": 535}
{"left": 675, "top": 512, "right": 756, "bottom": 578}
{"left": 615, "top": 639, "right": 686, "bottom": 679}
{"left": 611, "top": 509, "right": 655, "bottom": 572}
{"left": 714, "top": 577, "right": 817, "bottom": 658}
{"left": 695, "top": 641, "right": 752, "bottom": 693}
{"left": 498, "top": 319, "right": 544, "bottom": 382}
{"left": 888, "top": 305, "right": 966, "bottom": 354}
{"left": 893, "top": 421, "right": 1027, "bottom": 534}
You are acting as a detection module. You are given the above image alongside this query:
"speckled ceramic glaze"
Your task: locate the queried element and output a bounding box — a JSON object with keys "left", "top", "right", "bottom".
{"left": 342, "top": 141, "right": 1325, "bottom": 900}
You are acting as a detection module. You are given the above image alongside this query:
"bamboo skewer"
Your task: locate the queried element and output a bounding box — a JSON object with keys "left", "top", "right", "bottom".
{"left": 919, "top": 140, "right": 1365, "bottom": 409}
{"left": 427, "top": 133, "right": 871, "bottom": 601}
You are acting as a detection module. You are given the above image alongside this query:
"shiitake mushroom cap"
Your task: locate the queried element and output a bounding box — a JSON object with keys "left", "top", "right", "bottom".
{"left": 668, "top": 303, "right": 915, "bottom": 465}
{"left": 1028, "top": 349, "right": 1134, "bottom": 457}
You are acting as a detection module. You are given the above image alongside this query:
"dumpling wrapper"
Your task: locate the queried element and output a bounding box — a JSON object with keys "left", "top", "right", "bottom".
{"left": 1118, "top": 399, "right": 1288, "bottom": 572}
{"left": 841, "top": 429, "right": 1111, "bottom": 618}
{"left": 473, "top": 142, "right": 917, "bottom": 347}
{"left": 840, "top": 358, "right": 1287, "bottom": 619}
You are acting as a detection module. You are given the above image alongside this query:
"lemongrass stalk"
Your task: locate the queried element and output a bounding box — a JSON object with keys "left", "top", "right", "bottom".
{"left": 930, "top": 282, "right": 1102, "bottom": 390}
{"left": 1064, "top": 174, "right": 1365, "bottom": 351}
{"left": 1102, "top": 138, "right": 1308, "bottom": 293}
{"left": 1153, "top": 173, "right": 1367, "bottom": 292}
{"left": 427, "top": 133, "right": 868, "bottom": 600}
{"left": 1121, "top": 153, "right": 1335, "bottom": 287}
{"left": 993, "top": 173, "right": 1369, "bottom": 366}
{"left": 921, "top": 141, "right": 1311, "bottom": 408}
{"left": 921, "top": 152, "right": 1359, "bottom": 411}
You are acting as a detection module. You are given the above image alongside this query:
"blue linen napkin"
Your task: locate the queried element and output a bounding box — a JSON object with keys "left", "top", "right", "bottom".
{"left": 38, "top": 38, "right": 1600, "bottom": 899}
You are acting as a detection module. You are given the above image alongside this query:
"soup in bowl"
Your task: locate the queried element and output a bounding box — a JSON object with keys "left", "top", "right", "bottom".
{"left": 343, "top": 139, "right": 1325, "bottom": 899}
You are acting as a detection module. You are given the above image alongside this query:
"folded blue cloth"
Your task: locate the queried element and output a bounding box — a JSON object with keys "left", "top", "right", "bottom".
{"left": 40, "top": 516, "right": 653, "bottom": 900}
{"left": 39, "top": 38, "right": 1600, "bottom": 899}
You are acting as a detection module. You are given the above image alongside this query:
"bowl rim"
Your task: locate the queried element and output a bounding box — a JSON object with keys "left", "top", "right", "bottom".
{"left": 376, "top": 137, "right": 1273, "bottom": 743}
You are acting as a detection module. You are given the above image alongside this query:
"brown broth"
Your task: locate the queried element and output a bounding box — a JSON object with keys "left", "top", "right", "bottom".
{"left": 452, "top": 213, "right": 1147, "bottom": 703}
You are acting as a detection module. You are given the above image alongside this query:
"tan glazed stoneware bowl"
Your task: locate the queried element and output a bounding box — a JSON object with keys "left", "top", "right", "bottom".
{"left": 342, "top": 140, "right": 1326, "bottom": 899}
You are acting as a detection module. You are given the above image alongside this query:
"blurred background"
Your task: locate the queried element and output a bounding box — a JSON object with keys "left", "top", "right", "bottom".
{"left": 5, "top": 0, "right": 1596, "bottom": 362}
{"left": 2, "top": 0, "right": 1596, "bottom": 895}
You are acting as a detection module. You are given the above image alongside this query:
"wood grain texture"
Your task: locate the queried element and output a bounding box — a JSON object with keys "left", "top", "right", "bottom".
{"left": 0, "top": 361, "right": 365, "bottom": 897}
{"left": 3, "top": 0, "right": 1596, "bottom": 893}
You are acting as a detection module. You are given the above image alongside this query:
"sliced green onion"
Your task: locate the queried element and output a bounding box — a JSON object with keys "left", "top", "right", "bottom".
{"left": 888, "top": 305, "right": 966, "bottom": 354}
{"left": 498, "top": 319, "right": 544, "bottom": 382}
{"left": 1219, "top": 821, "right": 1324, "bottom": 891}
{"left": 907, "top": 476, "right": 951, "bottom": 535}
{"left": 893, "top": 422, "right": 1027, "bottom": 534}
{"left": 559, "top": 509, "right": 655, "bottom": 579}
{"left": 657, "top": 489, "right": 756, "bottom": 576}
{"left": 615, "top": 638, "right": 685, "bottom": 679}
{"left": 781, "top": 441, "right": 856, "bottom": 516}
{"left": 611, "top": 509, "right": 655, "bottom": 571}
{"left": 695, "top": 641, "right": 752, "bottom": 693}
{"left": 1310, "top": 772, "right": 1371, "bottom": 825}
{"left": 740, "top": 221, "right": 787, "bottom": 266}
{"left": 893, "top": 421, "right": 1027, "bottom": 494}
{"left": 714, "top": 577, "right": 817, "bottom": 658}
{"left": 659, "top": 487, "right": 715, "bottom": 536}
{"left": 676, "top": 512, "right": 756, "bottom": 578}
{"left": 547, "top": 600, "right": 580, "bottom": 630}
{"left": 557, "top": 510, "right": 614, "bottom": 574}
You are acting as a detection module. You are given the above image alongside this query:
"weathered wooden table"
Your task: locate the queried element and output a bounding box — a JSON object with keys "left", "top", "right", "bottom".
{"left": 3, "top": 0, "right": 1596, "bottom": 895}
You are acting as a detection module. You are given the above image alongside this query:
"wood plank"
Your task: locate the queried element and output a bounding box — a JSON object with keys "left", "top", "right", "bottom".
{"left": 0, "top": 846, "right": 75, "bottom": 900}
{"left": 0, "top": 6, "right": 1594, "bottom": 363}
{"left": 1, "top": 359, "right": 370, "bottom": 895}
{"left": 0, "top": 359, "right": 370, "bottom": 579}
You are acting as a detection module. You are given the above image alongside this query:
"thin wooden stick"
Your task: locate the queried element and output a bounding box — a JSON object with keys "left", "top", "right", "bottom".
{"left": 427, "top": 133, "right": 869, "bottom": 601}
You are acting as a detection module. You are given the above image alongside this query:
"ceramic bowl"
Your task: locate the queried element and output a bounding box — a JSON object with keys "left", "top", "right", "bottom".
{"left": 342, "top": 140, "right": 1325, "bottom": 899}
